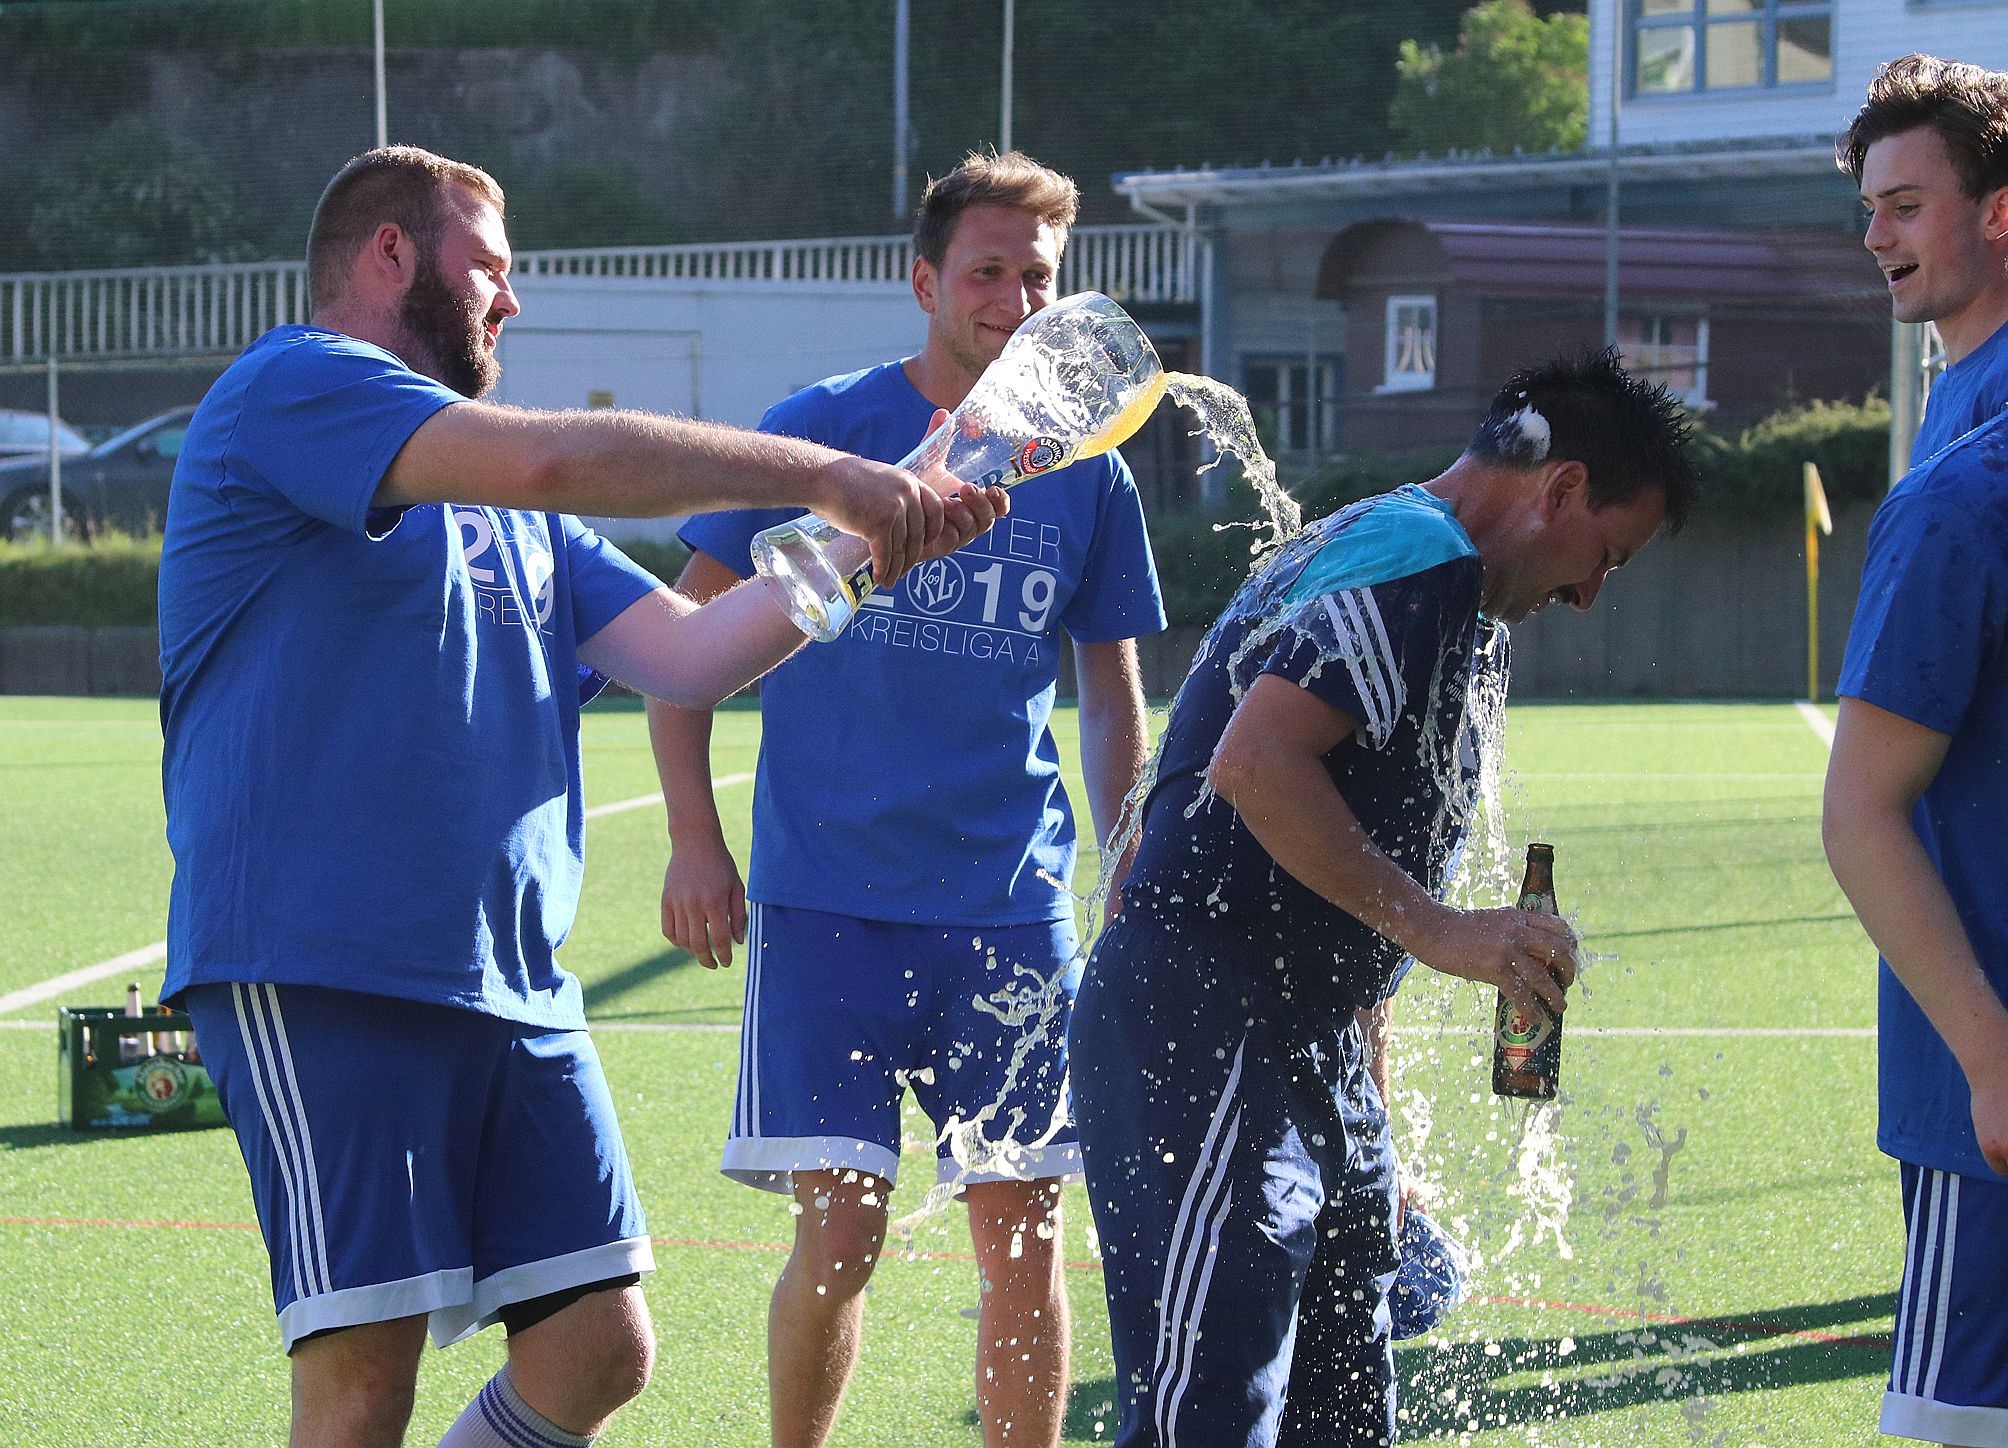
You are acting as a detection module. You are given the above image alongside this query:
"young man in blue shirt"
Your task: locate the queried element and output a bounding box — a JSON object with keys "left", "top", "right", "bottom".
{"left": 1847, "top": 54, "right": 2008, "bottom": 464}
{"left": 648, "top": 151, "right": 1164, "bottom": 1448}
{"left": 1833, "top": 58, "right": 2008, "bottom": 1448}
{"left": 1069, "top": 354, "right": 1696, "bottom": 1447}
{"left": 160, "top": 145, "right": 1001, "bottom": 1448}
{"left": 1827, "top": 413, "right": 2008, "bottom": 1448}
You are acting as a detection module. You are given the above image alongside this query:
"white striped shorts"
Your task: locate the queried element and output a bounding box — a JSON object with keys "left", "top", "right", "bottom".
{"left": 1882, "top": 1161, "right": 2008, "bottom": 1446}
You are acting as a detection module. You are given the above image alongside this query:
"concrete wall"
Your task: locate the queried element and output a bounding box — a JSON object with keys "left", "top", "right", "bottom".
{"left": 0, "top": 626, "right": 159, "bottom": 696}
{"left": 1500, "top": 501, "right": 1870, "bottom": 698}
{"left": 494, "top": 275, "right": 922, "bottom": 428}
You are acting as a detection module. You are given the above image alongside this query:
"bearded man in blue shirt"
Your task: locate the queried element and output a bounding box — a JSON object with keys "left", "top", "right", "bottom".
{"left": 158, "top": 144, "right": 1002, "bottom": 1448}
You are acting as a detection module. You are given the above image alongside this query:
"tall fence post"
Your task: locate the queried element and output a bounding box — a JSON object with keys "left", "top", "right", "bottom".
{"left": 47, "top": 354, "right": 63, "bottom": 545}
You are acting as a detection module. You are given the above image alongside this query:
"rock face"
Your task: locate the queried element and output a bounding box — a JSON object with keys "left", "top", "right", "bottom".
{"left": 1, "top": 46, "right": 731, "bottom": 257}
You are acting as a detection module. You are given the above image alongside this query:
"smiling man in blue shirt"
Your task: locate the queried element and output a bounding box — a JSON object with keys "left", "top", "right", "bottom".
{"left": 648, "top": 151, "right": 1163, "bottom": 1448}
{"left": 1847, "top": 54, "right": 2008, "bottom": 464}
{"left": 1831, "top": 57, "right": 2008, "bottom": 1448}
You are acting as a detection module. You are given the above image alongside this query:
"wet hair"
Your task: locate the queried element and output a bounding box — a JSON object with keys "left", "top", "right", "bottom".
{"left": 913, "top": 149, "right": 1079, "bottom": 269}
{"left": 1838, "top": 53, "right": 2008, "bottom": 198}
{"left": 307, "top": 146, "right": 505, "bottom": 309}
{"left": 1464, "top": 349, "right": 1698, "bottom": 534}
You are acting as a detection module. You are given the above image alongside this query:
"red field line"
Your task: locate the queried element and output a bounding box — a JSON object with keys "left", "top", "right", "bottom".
{"left": 0, "top": 1216, "right": 1893, "bottom": 1351}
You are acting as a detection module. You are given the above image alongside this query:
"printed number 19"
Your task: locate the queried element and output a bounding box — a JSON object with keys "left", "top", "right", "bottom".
{"left": 970, "top": 563, "right": 1058, "bottom": 632}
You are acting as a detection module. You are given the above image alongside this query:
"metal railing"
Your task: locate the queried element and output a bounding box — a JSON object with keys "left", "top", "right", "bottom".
{"left": 0, "top": 224, "right": 1196, "bottom": 367}
{"left": 2, "top": 260, "right": 313, "bottom": 368}
{"left": 519, "top": 236, "right": 916, "bottom": 284}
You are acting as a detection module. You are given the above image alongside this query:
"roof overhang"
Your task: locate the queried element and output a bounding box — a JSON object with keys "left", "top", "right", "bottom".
{"left": 1316, "top": 217, "right": 1884, "bottom": 305}
{"left": 1113, "top": 138, "right": 1840, "bottom": 210}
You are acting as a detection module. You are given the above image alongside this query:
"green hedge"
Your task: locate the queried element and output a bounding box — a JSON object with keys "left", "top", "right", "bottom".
{"left": 0, "top": 399, "right": 1894, "bottom": 629}
{"left": 0, "top": 533, "right": 162, "bottom": 627}
{"left": 1690, "top": 394, "right": 1891, "bottom": 514}
{"left": 0, "top": 531, "right": 693, "bottom": 628}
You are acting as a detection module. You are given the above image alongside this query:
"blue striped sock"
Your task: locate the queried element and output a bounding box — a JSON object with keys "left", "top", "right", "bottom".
{"left": 438, "top": 1367, "right": 593, "bottom": 1448}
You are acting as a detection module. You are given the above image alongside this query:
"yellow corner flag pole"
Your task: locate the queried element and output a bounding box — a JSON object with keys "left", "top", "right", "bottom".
{"left": 1804, "top": 461, "right": 1834, "bottom": 701}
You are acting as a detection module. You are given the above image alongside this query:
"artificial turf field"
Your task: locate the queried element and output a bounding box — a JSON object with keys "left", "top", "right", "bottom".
{"left": 0, "top": 693, "right": 1893, "bottom": 1446}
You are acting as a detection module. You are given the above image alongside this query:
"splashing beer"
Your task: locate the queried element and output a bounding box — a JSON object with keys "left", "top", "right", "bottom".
{"left": 1493, "top": 842, "right": 1563, "bottom": 1099}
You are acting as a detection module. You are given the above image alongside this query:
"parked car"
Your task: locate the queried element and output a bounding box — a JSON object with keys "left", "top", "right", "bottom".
{"left": 0, "top": 406, "right": 194, "bottom": 542}
{"left": 0, "top": 409, "right": 92, "bottom": 460}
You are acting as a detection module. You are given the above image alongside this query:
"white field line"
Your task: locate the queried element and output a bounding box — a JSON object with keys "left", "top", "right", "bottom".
{"left": 1796, "top": 700, "right": 1836, "bottom": 748}
{"left": 583, "top": 771, "right": 753, "bottom": 821}
{"left": 0, "top": 773, "right": 755, "bottom": 1018}
{"left": 0, "top": 942, "right": 168, "bottom": 1017}
{"left": 1515, "top": 771, "right": 1821, "bottom": 781}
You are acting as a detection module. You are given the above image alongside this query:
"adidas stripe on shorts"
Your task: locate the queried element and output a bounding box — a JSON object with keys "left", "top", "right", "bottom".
{"left": 184, "top": 982, "right": 652, "bottom": 1352}
{"left": 1883, "top": 1161, "right": 2008, "bottom": 1446}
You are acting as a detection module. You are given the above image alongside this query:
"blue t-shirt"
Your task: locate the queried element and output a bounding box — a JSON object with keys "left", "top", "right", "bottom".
{"left": 1913, "top": 319, "right": 2008, "bottom": 467}
{"left": 1839, "top": 410, "right": 2008, "bottom": 1178}
{"left": 680, "top": 360, "right": 1165, "bottom": 925}
{"left": 1125, "top": 485, "right": 1501, "bottom": 1018}
{"left": 158, "top": 325, "right": 661, "bottom": 1030}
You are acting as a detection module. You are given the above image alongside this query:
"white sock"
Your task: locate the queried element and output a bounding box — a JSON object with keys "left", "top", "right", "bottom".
{"left": 438, "top": 1366, "right": 593, "bottom": 1447}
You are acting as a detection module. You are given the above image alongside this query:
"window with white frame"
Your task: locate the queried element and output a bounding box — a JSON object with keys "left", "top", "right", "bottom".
{"left": 1381, "top": 295, "right": 1437, "bottom": 393}
{"left": 1618, "top": 312, "right": 1711, "bottom": 408}
{"left": 1632, "top": 0, "right": 1832, "bottom": 96}
{"left": 1244, "top": 357, "right": 1343, "bottom": 456}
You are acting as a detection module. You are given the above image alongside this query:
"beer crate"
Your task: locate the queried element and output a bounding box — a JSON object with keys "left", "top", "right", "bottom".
{"left": 57, "top": 1006, "right": 228, "bottom": 1132}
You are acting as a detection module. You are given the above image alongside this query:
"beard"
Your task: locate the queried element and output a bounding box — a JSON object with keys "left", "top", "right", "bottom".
{"left": 398, "top": 252, "right": 499, "bottom": 399}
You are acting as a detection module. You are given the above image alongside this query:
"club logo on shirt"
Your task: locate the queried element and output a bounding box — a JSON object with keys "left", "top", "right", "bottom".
{"left": 906, "top": 557, "right": 968, "bottom": 616}
{"left": 454, "top": 508, "right": 555, "bottom": 631}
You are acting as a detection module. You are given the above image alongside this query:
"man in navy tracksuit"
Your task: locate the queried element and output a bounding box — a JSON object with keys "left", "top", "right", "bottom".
{"left": 1070, "top": 352, "right": 1699, "bottom": 1446}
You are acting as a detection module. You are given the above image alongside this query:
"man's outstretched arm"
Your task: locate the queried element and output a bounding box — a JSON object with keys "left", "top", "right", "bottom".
{"left": 379, "top": 401, "right": 947, "bottom": 586}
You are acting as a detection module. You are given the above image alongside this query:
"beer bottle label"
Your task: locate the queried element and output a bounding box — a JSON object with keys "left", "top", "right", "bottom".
{"left": 1495, "top": 993, "right": 1555, "bottom": 1063}
{"left": 840, "top": 558, "right": 878, "bottom": 611}
{"left": 1011, "top": 435, "right": 1070, "bottom": 480}
{"left": 1507, "top": 884, "right": 1560, "bottom": 1058}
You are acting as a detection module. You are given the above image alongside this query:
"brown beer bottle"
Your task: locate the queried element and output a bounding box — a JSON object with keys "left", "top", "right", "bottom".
{"left": 1492, "top": 843, "right": 1562, "bottom": 1099}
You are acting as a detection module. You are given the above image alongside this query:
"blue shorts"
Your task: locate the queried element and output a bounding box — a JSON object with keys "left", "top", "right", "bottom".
{"left": 723, "top": 902, "right": 1082, "bottom": 1192}
{"left": 1884, "top": 1162, "right": 2008, "bottom": 1446}
{"left": 185, "top": 983, "right": 652, "bottom": 1352}
{"left": 1070, "top": 906, "right": 1399, "bottom": 1448}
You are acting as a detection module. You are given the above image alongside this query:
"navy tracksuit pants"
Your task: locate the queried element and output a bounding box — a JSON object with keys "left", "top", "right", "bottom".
{"left": 1070, "top": 905, "right": 1401, "bottom": 1448}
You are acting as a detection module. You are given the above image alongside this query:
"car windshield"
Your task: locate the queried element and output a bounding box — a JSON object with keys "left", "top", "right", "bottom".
{"left": 0, "top": 412, "right": 90, "bottom": 452}
{"left": 92, "top": 410, "right": 192, "bottom": 457}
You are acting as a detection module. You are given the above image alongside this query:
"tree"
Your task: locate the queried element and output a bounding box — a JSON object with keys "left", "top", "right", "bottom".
{"left": 28, "top": 118, "right": 243, "bottom": 269}
{"left": 1390, "top": 0, "right": 1589, "bottom": 157}
{"left": 505, "top": 164, "right": 683, "bottom": 251}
